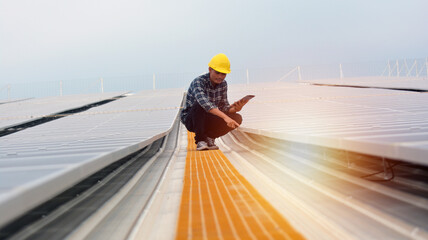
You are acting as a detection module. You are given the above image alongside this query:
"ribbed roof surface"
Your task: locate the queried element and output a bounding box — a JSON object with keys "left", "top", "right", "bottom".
{"left": 228, "top": 82, "right": 428, "bottom": 166}
{"left": 0, "top": 89, "right": 183, "bottom": 227}
{"left": 303, "top": 76, "right": 428, "bottom": 91}
{"left": 0, "top": 92, "right": 126, "bottom": 130}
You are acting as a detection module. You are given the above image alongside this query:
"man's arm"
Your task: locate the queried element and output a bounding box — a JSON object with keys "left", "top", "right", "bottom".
{"left": 209, "top": 108, "right": 240, "bottom": 128}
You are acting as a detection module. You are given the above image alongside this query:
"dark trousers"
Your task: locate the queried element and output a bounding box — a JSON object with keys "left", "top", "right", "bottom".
{"left": 184, "top": 103, "right": 243, "bottom": 143}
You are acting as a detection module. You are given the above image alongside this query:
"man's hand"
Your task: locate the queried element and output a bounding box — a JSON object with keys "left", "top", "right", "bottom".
{"left": 230, "top": 99, "right": 245, "bottom": 113}
{"left": 209, "top": 108, "right": 240, "bottom": 128}
{"left": 224, "top": 116, "right": 240, "bottom": 128}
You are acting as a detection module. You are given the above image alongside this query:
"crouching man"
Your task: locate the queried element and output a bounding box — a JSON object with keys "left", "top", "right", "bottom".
{"left": 180, "top": 53, "right": 245, "bottom": 151}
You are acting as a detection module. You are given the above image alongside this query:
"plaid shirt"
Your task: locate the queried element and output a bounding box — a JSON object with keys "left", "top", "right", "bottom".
{"left": 180, "top": 73, "right": 230, "bottom": 123}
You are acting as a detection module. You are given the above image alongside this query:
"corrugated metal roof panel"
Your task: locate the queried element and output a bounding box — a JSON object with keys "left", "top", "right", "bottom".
{"left": 0, "top": 92, "right": 127, "bottom": 130}
{"left": 303, "top": 76, "right": 428, "bottom": 91}
{"left": 0, "top": 88, "right": 183, "bottom": 227}
{"left": 228, "top": 82, "right": 428, "bottom": 166}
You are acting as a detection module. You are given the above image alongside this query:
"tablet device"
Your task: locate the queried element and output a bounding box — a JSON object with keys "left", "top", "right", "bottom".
{"left": 240, "top": 95, "right": 255, "bottom": 102}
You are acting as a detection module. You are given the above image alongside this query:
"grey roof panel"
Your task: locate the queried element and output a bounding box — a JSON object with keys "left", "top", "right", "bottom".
{"left": 303, "top": 76, "right": 428, "bottom": 91}
{"left": 0, "top": 98, "right": 32, "bottom": 105}
{"left": 0, "top": 92, "right": 127, "bottom": 130}
{"left": 0, "top": 88, "right": 183, "bottom": 227}
{"left": 228, "top": 82, "right": 428, "bottom": 166}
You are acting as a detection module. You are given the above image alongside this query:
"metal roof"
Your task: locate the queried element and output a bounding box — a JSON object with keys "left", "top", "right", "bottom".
{"left": 219, "top": 130, "right": 428, "bottom": 239}
{"left": 2, "top": 82, "right": 428, "bottom": 239}
{"left": 0, "top": 98, "right": 32, "bottom": 105}
{"left": 0, "top": 92, "right": 127, "bottom": 130}
{"left": 303, "top": 76, "right": 428, "bottom": 91}
{"left": 228, "top": 82, "right": 428, "bottom": 166}
{"left": 0, "top": 88, "right": 183, "bottom": 227}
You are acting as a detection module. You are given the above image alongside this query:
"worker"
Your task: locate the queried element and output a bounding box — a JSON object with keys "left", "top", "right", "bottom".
{"left": 180, "top": 53, "right": 245, "bottom": 151}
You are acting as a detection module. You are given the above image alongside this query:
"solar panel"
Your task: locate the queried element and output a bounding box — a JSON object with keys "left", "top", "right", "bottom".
{"left": 0, "top": 88, "right": 183, "bottom": 228}
{"left": 228, "top": 82, "right": 428, "bottom": 166}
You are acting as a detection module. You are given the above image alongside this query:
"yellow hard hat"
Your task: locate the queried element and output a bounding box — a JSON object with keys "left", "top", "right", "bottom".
{"left": 208, "top": 53, "right": 231, "bottom": 74}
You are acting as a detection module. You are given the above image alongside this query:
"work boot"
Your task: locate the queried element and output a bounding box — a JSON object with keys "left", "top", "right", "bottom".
{"left": 206, "top": 137, "right": 219, "bottom": 150}
{"left": 196, "top": 141, "right": 209, "bottom": 151}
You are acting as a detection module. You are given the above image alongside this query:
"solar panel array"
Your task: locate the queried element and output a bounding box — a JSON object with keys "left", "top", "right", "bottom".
{"left": 228, "top": 82, "right": 428, "bottom": 166}
{"left": 0, "top": 89, "right": 183, "bottom": 227}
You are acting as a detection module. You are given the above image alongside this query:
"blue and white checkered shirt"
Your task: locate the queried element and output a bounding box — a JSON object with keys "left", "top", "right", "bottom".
{"left": 180, "top": 73, "right": 231, "bottom": 123}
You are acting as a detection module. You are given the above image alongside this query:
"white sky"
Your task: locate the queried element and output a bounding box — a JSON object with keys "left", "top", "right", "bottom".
{"left": 1, "top": 0, "right": 427, "bottom": 84}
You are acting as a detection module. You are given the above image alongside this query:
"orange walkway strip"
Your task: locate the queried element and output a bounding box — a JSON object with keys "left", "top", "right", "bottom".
{"left": 176, "top": 132, "right": 305, "bottom": 239}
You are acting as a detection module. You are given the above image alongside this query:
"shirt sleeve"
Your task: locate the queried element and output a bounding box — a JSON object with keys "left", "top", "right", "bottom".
{"left": 220, "top": 83, "right": 231, "bottom": 113}
{"left": 192, "top": 79, "right": 216, "bottom": 112}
